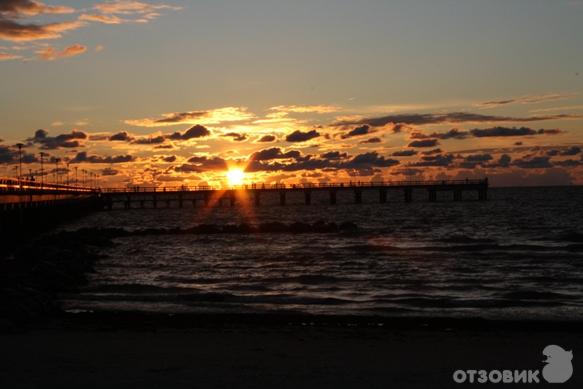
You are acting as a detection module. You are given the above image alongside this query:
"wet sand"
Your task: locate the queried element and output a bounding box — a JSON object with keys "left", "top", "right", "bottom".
{"left": 1, "top": 314, "right": 582, "bottom": 388}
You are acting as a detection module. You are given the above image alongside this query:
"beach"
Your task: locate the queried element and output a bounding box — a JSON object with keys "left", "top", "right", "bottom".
{"left": 2, "top": 314, "right": 582, "bottom": 388}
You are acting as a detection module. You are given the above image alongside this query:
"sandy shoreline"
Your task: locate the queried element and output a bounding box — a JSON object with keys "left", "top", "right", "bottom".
{"left": 1, "top": 313, "right": 582, "bottom": 388}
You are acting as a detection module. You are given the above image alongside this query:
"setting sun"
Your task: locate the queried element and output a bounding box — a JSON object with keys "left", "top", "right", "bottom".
{"left": 226, "top": 168, "right": 245, "bottom": 186}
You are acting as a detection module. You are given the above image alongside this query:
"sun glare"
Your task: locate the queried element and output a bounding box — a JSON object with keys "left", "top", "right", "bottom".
{"left": 226, "top": 168, "right": 245, "bottom": 186}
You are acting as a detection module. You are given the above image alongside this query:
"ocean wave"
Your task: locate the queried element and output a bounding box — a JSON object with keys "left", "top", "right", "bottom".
{"left": 345, "top": 243, "right": 583, "bottom": 253}
{"left": 74, "top": 290, "right": 357, "bottom": 306}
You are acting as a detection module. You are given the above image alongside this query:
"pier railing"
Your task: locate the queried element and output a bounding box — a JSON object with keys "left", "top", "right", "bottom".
{"left": 101, "top": 178, "right": 488, "bottom": 193}
{"left": 0, "top": 177, "right": 96, "bottom": 194}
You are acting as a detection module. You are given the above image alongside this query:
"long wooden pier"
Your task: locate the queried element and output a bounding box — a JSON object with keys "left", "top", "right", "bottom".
{"left": 100, "top": 179, "right": 488, "bottom": 210}
{"left": 0, "top": 179, "right": 100, "bottom": 237}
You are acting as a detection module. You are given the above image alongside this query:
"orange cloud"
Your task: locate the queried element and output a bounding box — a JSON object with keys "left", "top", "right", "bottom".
{"left": 125, "top": 107, "right": 255, "bottom": 127}
{"left": 37, "top": 43, "right": 87, "bottom": 61}
{"left": 0, "top": 0, "right": 74, "bottom": 17}
{"left": 88, "top": 1, "right": 181, "bottom": 23}
{"left": 0, "top": 51, "right": 20, "bottom": 60}
{"left": 94, "top": 1, "right": 180, "bottom": 15}
{"left": 0, "top": 19, "right": 84, "bottom": 42}
{"left": 79, "top": 13, "right": 124, "bottom": 24}
{"left": 270, "top": 104, "right": 341, "bottom": 114}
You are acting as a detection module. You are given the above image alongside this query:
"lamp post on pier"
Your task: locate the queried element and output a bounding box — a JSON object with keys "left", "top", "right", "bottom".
{"left": 55, "top": 158, "right": 61, "bottom": 186}
{"left": 16, "top": 143, "right": 24, "bottom": 183}
{"left": 39, "top": 152, "right": 47, "bottom": 188}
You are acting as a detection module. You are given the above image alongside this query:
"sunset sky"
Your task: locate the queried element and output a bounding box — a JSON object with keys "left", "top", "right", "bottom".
{"left": 1, "top": 0, "right": 582, "bottom": 187}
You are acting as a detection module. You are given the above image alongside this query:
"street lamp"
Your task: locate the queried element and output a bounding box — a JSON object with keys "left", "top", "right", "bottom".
{"left": 74, "top": 166, "right": 78, "bottom": 187}
{"left": 55, "top": 158, "right": 61, "bottom": 186}
{"left": 16, "top": 143, "right": 24, "bottom": 183}
{"left": 39, "top": 152, "right": 47, "bottom": 188}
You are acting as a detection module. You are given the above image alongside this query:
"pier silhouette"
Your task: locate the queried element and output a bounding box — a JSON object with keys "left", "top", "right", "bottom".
{"left": 101, "top": 178, "right": 488, "bottom": 209}
{"left": 1, "top": 178, "right": 488, "bottom": 210}
{"left": 0, "top": 178, "right": 100, "bottom": 238}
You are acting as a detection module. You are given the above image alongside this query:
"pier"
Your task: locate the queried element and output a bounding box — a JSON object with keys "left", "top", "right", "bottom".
{"left": 1, "top": 178, "right": 488, "bottom": 217}
{"left": 0, "top": 178, "right": 488, "bottom": 239}
{"left": 0, "top": 179, "right": 101, "bottom": 237}
{"left": 100, "top": 179, "right": 488, "bottom": 210}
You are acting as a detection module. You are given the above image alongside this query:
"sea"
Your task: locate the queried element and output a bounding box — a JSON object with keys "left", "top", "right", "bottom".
{"left": 59, "top": 186, "right": 583, "bottom": 320}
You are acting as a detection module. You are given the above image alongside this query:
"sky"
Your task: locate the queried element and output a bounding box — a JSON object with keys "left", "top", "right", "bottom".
{"left": 1, "top": 0, "right": 582, "bottom": 187}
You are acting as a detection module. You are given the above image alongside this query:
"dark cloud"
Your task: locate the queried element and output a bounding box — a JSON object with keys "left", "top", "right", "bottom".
{"left": 461, "top": 153, "right": 511, "bottom": 168}
{"left": 285, "top": 129, "right": 320, "bottom": 142}
{"left": 101, "top": 167, "right": 119, "bottom": 176}
{"left": 360, "top": 137, "right": 382, "bottom": 144}
{"left": 132, "top": 135, "right": 166, "bottom": 145}
{"left": 411, "top": 127, "right": 563, "bottom": 140}
{"left": 246, "top": 151, "right": 398, "bottom": 173}
{"left": 470, "top": 127, "right": 563, "bottom": 138}
{"left": 257, "top": 134, "right": 276, "bottom": 142}
{"left": 341, "top": 124, "right": 373, "bottom": 139}
{"left": 0, "top": 17, "right": 82, "bottom": 42}
{"left": 513, "top": 156, "right": 553, "bottom": 169}
{"left": 459, "top": 153, "right": 494, "bottom": 169}
{"left": 184, "top": 155, "right": 228, "bottom": 171}
{"left": 392, "top": 149, "right": 418, "bottom": 157}
{"left": 109, "top": 131, "right": 134, "bottom": 141}
{"left": 558, "top": 146, "right": 581, "bottom": 156}
{"left": 70, "top": 151, "right": 135, "bottom": 164}
{"left": 564, "top": 146, "right": 581, "bottom": 156}
{"left": 465, "top": 154, "right": 494, "bottom": 162}
{"left": 222, "top": 132, "right": 247, "bottom": 142}
{"left": 168, "top": 125, "right": 211, "bottom": 140}
{"left": 409, "top": 154, "right": 454, "bottom": 167}
{"left": 347, "top": 152, "right": 399, "bottom": 168}
{"left": 408, "top": 139, "right": 439, "bottom": 148}
{"left": 554, "top": 159, "right": 583, "bottom": 167}
{"left": 161, "top": 155, "right": 176, "bottom": 163}
{"left": 411, "top": 128, "right": 470, "bottom": 140}
{"left": 497, "top": 154, "right": 512, "bottom": 168}
{"left": 0, "top": 0, "right": 73, "bottom": 17}
{"left": 319, "top": 151, "right": 348, "bottom": 160}
{"left": 251, "top": 147, "right": 302, "bottom": 161}
{"left": 27, "top": 129, "right": 87, "bottom": 149}
{"left": 391, "top": 123, "right": 412, "bottom": 133}
{"left": 174, "top": 164, "right": 204, "bottom": 173}
{"left": 421, "top": 148, "right": 442, "bottom": 155}
{"left": 334, "top": 112, "right": 578, "bottom": 128}
{"left": 150, "top": 111, "right": 208, "bottom": 125}
{"left": 0, "top": 144, "right": 38, "bottom": 164}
